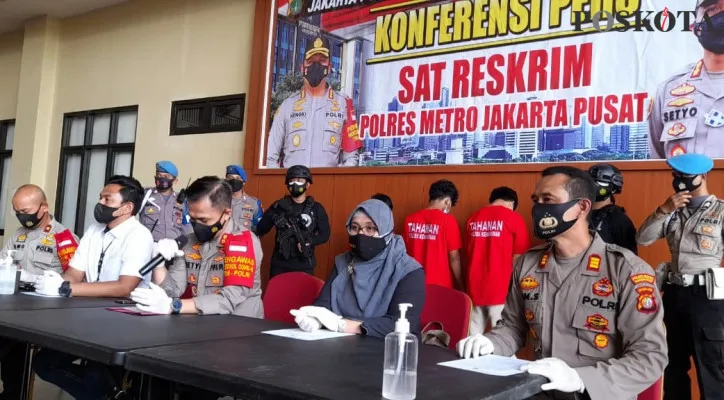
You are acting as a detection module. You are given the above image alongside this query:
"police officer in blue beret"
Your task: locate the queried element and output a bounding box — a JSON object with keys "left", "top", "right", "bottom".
{"left": 138, "top": 161, "right": 190, "bottom": 242}
{"left": 637, "top": 153, "right": 724, "bottom": 400}
{"left": 225, "top": 164, "right": 263, "bottom": 232}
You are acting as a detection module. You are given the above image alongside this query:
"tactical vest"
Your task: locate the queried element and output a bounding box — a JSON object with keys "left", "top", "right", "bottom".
{"left": 592, "top": 205, "right": 624, "bottom": 244}
{"left": 274, "top": 196, "right": 316, "bottom": 259}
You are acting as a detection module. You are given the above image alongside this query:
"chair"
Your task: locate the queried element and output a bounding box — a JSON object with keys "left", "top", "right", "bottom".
{"left": 420, "top": 284, "right": 473, "bottom": 350}
{"left": 263, "top": 272, "right": 325, "bottom": 324}
{"left": 638, "top": 377, "right": 663, "bottom": 400}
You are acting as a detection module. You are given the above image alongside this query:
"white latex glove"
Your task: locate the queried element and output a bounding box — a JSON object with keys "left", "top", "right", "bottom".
{"left": 289, "top": 309, "right": 322, "bottom": 332}
{"left": 154, "top": 239, "right": 185, "bottom": 261}
{"left": 457, "top": 334, "right": 495, "bottom": 359}
{"left": 520, "top": 357, "right": 585, "bottom": 393}
{"left": 19, "top": 270, "right": 37, "bottom": 283}
{"left": 130, "top": 283, "right": 172, "bottom": 314}
{"left": 35, "top": 271, "right": 64, "bottom": 296}
{"left": 299, "top": 306, "right": 343, "bottom": 332}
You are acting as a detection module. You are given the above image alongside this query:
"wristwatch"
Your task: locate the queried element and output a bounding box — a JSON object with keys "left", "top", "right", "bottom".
{"left": 337, "top": 318, "right": 347, "bottom": 332}
{"left": 58, "top": 281, "right": 72, "bottom": 297}
{"left": 171, "top": 298, "right": 182, "bottom": 314}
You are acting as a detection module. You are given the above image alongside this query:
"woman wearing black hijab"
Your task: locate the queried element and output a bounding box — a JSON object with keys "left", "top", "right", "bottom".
{"left": 291, "top": 199, "right": 425, "bottom": 338}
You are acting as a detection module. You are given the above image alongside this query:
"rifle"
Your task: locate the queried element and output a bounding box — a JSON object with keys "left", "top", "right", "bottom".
{"left": 272, "top": 213, "right": 313, "bottom": 267}
{"left": 289, "top": 215, "right": 314, "bottom": 267}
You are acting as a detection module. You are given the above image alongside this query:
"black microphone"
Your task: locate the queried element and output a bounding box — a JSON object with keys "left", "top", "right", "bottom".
{"left": 139, "top": 235, "right": 189, "bottom": 276}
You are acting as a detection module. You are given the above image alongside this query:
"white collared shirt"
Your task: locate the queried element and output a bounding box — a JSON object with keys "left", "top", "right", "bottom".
{"left": 69, "top": 217, "right": 154, "bottom": 284}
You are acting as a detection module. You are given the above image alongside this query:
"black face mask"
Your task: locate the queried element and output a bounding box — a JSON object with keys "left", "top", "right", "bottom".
{"left": 304, "top": 62, "right": 328, "bottom": 88}
{"left": 532, "top": 199, "right": 581, "bottom": 240}
{"left": 287, "top": 182, "right": 307, "bottom": 198}
{"left": 16, "top": 208, "right": 43, "bottom": 229}
{"left": 673, "top": 175, "right": 701, "bottom": 193}
{"left": 594, "top": 183, "right": 612, "bottom": 202}
{"left": 696, "top": 12, "right": 724, "bottom": 54}
{"left": 192, "top": 216, "right": 225, "bottom": 243}
{"left": 348, "top": 234, "right": 387, "bottom": 261}
{"left": 227, "top": 179, "right": 244, "bottom": 193}
{"left": 155, "top": 177, "right": 174, "bottom": 191}
{"left": 94, "top": 203, "right": 120, "bottom": 225}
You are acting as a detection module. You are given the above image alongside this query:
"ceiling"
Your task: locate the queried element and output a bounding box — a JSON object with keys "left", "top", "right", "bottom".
{"left": 0, "top": 0, "right": 128, "bottom": 35}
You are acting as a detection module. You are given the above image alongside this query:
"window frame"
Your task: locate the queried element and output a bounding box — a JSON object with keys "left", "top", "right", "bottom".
{"left": 0, "top": 119, "right": 14, "bottom": 236}
{"left": 169, "top": 94, "right": 246, "bottom": 136}
{"left": 55, "top": 106, "right": 138, "bottom": 234}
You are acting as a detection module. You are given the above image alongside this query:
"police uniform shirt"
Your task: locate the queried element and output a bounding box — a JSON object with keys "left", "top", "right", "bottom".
{"left": 649, "top": 60, "right": 724, "bottom": 159}
{"left": 231, "top": 194, "right": 262, "bottom": 231}
{"left": 138, "top": 188, "right": 186, "bottom": 242}
{"left": 159, "top": 221, "right": 264, "bottom": 317}
{"left": 485, "top": 233, "right": 667, "bottom": 400}
{"left": 69, "top": 218, "right": 154, "bottom": 284}
{"left": 2, "top": 218, "right": 78, "bottom": 276}
{"left": 266, "top": 88, "right": 359, "bottom": 168}
{"left": 637, "top": 194, "right": 724, "bottom": 275}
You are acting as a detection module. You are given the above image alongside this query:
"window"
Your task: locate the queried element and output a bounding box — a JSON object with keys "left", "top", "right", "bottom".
{"left": 170, "top": 94, "right": 245, "bottom": 135}
{"left": 55, "top": 107, "right": 137, "bottom": 235}
{"left": 0, "top": 120, "right": 14, "bottom": 236}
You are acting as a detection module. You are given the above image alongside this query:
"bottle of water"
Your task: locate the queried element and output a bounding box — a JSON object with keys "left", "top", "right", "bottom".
{"left": 382, "top": 303, "right": 418, "bottom": 400}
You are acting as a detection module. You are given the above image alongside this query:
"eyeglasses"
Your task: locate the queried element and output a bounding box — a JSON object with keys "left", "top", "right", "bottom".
{"left": 347, "top": 224, "right": 378, "bottom": 236}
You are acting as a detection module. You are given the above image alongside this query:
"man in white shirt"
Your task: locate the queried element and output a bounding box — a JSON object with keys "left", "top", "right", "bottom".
{"left": 35, "top": 175, "right": 153, "bottom": 297}
{"left": 33, "top": 175, "right": 153, "bottom": 400}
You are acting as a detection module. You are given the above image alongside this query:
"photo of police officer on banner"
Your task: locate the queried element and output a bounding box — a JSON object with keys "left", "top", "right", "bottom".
{"left": 266, "top": 36, "right": 363, "bottom": 168}
{"left": 649, "top": 0, "right": 724, "bottom": 159}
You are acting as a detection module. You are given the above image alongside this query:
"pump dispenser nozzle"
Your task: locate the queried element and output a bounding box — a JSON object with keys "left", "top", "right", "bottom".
{"left": 395, "top": 303, "right": 413, "bottom": 334}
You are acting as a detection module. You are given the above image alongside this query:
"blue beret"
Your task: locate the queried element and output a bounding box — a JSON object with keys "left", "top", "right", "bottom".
{"left": 225, "top": 164, "right": 247, "bottom": 181}
{"left": 667, "top": 153, "right": 714, "bottom": 175}
{"left": 156, "top": 161, "right": 178, "bottom": 177}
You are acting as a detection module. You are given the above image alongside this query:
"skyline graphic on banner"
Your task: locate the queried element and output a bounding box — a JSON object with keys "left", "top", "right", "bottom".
{"left": 262, "top": 0, "right": 716, "bottom": 169}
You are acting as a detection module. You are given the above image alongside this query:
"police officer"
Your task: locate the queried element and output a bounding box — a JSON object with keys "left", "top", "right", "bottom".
{"left": 3, "top": 184, "right": 79, "bottom": 281}
{"left": 458, "top": 166, "right": 667, "bottom": 400}
{"left": 588, "top": 163, "right": 638, "bottom": 254}
{"left": 225, "top": 164, "right": 263, "bottom": 232}
{"left": 649, "top": 0, "right": 724, "bottom": 159}
{"left": 134, "top": 176, "right": 263, "bottom": 319}
{"left": 637, "top": 153, "right": 724, "bottom": 400}
{"left": 139, "top": 161, "right": 188, "bottom": 242}
{"left": 266, "top": 36, "right": 363, "bottom": 168}
{"left": 256, "top": 165, "right": 330, "bottom": 278}
{"left": 0, "top": 184, "right": 79, "bottom": 400}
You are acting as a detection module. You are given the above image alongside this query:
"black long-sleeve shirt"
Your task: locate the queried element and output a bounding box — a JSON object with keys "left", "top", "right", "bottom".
{"left": 592, "top": 204, "right": 638, "bottom": 255}
{"left": 314, "top": 268, "right": 426, "bottom": 338}
{"left": 256, "top": 198, "right": 330, "bottom": 274}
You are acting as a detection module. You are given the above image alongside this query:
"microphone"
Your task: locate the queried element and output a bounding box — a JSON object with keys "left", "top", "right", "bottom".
{"left": 139, "top": 235, "right": 189, "bottom": 276}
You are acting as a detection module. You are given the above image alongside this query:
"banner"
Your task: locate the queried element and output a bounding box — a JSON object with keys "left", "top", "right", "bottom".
{"left": 260, "top": 0, "right": 723, "bottom": 169}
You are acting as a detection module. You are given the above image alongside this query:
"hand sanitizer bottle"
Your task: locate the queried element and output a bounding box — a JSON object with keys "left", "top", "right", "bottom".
{"left": 0, "top": 251, "right": 15, "bottom": 295}
{"left": 382, "top": 303, "right": 418, "bottom": 400}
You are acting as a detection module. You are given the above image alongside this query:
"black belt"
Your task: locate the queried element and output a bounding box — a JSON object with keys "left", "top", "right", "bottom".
{"left": 668, "top": 272, "right": 706, "bottom": 287}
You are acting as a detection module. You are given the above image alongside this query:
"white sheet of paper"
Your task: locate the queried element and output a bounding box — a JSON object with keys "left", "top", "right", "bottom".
{"left": 20, "top": 291, "right": 60, "bottom": 298}
{"left": 438, "top": 355, "right": 530, "bottom": 376}
{"left": 262, "top": 328, "right": 354, "bottom": 341}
